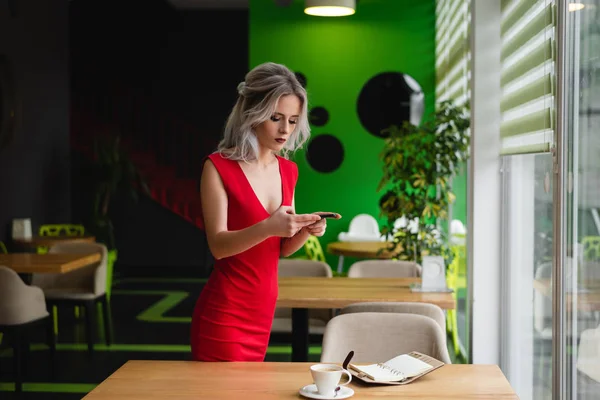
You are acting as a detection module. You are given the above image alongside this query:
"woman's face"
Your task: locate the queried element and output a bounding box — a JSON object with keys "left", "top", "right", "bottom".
{"left": 254, "top": 94, "right": 302, "bottom": 153}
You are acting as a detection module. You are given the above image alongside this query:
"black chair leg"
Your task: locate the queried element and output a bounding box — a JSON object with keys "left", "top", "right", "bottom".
{"left": 46, "top": 316, "right": 56, "bottom": 380}
{"left": 83, "top": 301, "right": 95, "bottom": 355}
{"left": 101, "top": 296, "right": 112, "bottom": 346}
{"left": 12, "top": 331, "right": 22, "bottom": 393}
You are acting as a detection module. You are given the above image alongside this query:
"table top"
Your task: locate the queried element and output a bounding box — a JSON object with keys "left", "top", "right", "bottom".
{"left": 278, "top": 277, "right": 455, "bottom": 310}
{"left": 534, "top": 278, "right": 600, "bottom": 311}
{"left": 82, "top": 361, "right": 518, "bottom": 399}
{"left": 327, "top": 241, "right": 394, "bottom": 259}
{"left": 13, "top": 235, "right": 96, "bottom": 247}
{"left": 0, "top": 252, "right": 102, "bottom": 274}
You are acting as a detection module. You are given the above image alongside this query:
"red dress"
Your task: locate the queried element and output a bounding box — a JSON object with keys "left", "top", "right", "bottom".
{"left": 190, "top": 152, "right": 298, "bottom": 361}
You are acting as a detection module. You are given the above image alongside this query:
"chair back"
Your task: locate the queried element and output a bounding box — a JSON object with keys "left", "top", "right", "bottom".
{"left": 320, "top": 312, "right": 451, "bottom": 364}
{"left": 31, "top": 242, "right": 108, "bottom": 296}
{"left": 583, "top": 236, "right": 600, "bottom": 261}
{"left": 278, "top": 258, "right": 332, "bottom": 278}
{"left": 275, "top": 259, "right": 332, "bottom": 320}
{"left": 339, "top": 302, "right": 446, "bottom": 333}
{"left": 348, "top": 214, "right": 379, "bottom": 236}
{"left": 304, "top": 236, "right": 326, "bottom": 262}
{"left": 0, "top": 266, "right": 49, "bottom": 325}
{"left": 337, "top": 214, "right": 381, "bottom": 242}
{"left": 533, "top": 262, "right": 552, "bottom": 335}
{"left": 39, "top": 224, "right": 85, "bottom": 237}
{"left": 347, "top": 260, "right": 421, "bottom": 278}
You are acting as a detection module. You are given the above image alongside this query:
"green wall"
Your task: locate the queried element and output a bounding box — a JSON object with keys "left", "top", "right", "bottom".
{"left": 250, "top": 0, "right": 436, "bottom": 270}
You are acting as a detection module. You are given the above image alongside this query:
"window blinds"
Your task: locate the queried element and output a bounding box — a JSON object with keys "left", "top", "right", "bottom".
{"left": 436, "top": 0, "right": 470, "bottom": 107}
{"left": 500, "top": 0, "right": 556, "bottom": 155}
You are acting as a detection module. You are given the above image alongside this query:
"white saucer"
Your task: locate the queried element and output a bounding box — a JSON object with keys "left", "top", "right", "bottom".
{"left": 299, "top": 384, "right": 354, "bottom": 399}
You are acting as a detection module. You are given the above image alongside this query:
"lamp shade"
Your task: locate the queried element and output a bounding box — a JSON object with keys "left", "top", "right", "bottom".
{"left": 304, "top": 0, "right": 355, "bottom": 17}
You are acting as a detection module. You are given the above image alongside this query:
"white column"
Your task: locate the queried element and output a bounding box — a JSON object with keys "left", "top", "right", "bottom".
{"left": 468, "top": 0, "right": 502, "bottom": 365}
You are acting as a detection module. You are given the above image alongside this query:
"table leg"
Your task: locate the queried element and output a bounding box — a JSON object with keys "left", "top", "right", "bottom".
{"left": 336, "top": 255, "right": 345, "bottom": 274}
{"left": 18, "top": 273, "right": 32, "bottom": 285}
{"left": 291, "top": 308, "right": 309, "bottom": 362}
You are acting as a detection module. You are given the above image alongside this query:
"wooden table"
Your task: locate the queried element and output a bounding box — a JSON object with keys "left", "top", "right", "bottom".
{"left": 83, "top": 360, "right": 518, "bottom": 399}
{"left": 278, "top": 277, "right": 455, "bottom": 362}
{"left": 327, "top": 241, "right": 394, "bottom": 273}
{"left": 13, "top": 235, "right": 96, "bottom": 248}
{"left": 0, "top": 252, "right": 102, "bottom": 274}
{"left": 534, "top": 278, "right": 600, "bottom": 311}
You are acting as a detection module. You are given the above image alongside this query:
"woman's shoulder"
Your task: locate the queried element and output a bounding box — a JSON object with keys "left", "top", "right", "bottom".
{"left": 276, "top": 155, "right": 297, "bottom": 169}
{"left": 276, "top": 155, "right": 299, "bottom": 178}
{"left": 206, "top": 151, "right": 237, "bottom": 166}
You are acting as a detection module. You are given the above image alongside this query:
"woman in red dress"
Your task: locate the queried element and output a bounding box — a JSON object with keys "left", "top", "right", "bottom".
{"left": 190, "top": 62, "right": 338, "bottom": 361}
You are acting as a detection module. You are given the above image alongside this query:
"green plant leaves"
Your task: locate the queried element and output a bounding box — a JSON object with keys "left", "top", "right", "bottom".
{"left": 377, "top": 100, "right": 470, "bottom": 265}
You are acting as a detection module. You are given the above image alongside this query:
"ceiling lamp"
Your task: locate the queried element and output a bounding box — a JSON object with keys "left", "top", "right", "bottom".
{"left": 304, "top": 0, "right": 356, "bottom": 17}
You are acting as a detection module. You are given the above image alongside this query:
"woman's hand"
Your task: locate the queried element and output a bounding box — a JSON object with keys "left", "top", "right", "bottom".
{"left": 265, "top": 206, "right": 321, "bottom": 238}
{"left": 303, "top": 212, "right": 341, "bottom": 237}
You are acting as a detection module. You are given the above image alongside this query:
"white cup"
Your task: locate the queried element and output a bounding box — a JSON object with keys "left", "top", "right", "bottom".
{"left": 310, "top": 364, "right": 352, "bottom": 397}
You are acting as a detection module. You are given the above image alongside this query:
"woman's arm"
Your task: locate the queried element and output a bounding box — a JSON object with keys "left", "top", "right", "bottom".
{"left": 280, "top": 225, "right": 312, "bottom": 258}
{"left": 202, "top": 160, "right": 320, "bottom": 260}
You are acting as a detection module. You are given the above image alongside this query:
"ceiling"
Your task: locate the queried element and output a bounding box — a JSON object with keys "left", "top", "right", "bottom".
{"left": 166, "top": 0, "right": 249, "bottom": 9}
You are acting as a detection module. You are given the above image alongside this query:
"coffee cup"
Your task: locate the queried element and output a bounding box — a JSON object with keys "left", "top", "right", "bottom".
{"left": 310, "top": 364, "right": 352, "bottom": 397}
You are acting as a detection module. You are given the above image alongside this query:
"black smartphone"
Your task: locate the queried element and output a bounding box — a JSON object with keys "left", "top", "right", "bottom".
{"left": 315, "top": 212, "right": 340, "bottom": 219}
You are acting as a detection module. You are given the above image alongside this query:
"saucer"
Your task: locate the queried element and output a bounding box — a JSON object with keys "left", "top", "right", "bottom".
{"left": 299, "top": 384, "right": 354, "bottom": 399}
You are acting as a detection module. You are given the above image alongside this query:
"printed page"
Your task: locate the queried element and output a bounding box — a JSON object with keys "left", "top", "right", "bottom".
{"left": 383, "top": 354, "right": 434, "bottom": 378}
{"left": 350, "top": 363, "right": 405, "bottom": 382}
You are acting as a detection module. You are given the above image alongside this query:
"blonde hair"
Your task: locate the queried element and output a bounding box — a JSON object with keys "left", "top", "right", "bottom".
{"left": 217, "top": 62, "right": 310, "bottom": 162}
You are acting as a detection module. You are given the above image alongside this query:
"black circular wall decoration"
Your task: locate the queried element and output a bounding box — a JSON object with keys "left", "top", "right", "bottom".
{"left": 306, "top": 134, "right": 344, "bottom": 173}
{"left": 309, "top": 106, "right": 329, "bottom": 127}
{"left": 294, "top": 72, "right": 307, "bottom": 88}
{"left": 357, "top": 72, "right": 424, "bottom": 138}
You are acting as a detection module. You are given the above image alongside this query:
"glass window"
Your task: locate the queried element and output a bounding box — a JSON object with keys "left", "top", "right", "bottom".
{"left": 502, "top": 152, "right": 554, "bottom": 399}
{"left": 565, "top": 2, "right": 600, "bottom": 399}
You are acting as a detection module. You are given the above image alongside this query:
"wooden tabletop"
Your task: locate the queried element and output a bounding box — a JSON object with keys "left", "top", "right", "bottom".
{"left": 83, "top": 361, "right": 518, "bottom": 399}
{"left": 0, "top": 252, "right": 102, "bottom": 274}
{"left": 13, "top": 235, "right": 96, "bottom": 247}
{"left": 534, "top": 278, "right": 600, "bottom": 311}
{"left": 278, "top": 277, "right": 455, "bottom": 309}
{"left": 327, "top": 241, "right": 395, "bottom": 259}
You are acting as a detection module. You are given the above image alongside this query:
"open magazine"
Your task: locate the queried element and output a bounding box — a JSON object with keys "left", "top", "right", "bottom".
{"left": 344, "top": 351, "right": 445, "bottom": 385}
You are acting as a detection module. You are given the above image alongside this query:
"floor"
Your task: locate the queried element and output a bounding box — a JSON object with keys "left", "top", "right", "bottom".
{"left": 0, "top": 269, "right": 461, "bottom": 399}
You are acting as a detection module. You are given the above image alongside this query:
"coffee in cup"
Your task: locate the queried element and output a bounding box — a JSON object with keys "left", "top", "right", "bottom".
{"left": 310, "top": 364, "right": 352, "bottom": 397}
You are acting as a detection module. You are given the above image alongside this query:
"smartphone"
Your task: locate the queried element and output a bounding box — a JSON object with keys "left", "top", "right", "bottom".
{"left": 315, "top": 212, "right": 340, "bottom": 219}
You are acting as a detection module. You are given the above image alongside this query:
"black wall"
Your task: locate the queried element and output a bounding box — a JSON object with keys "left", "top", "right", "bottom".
{"left": 0, "top": 0, "right": 71, "bottom": 244}
{"left": 69, "top": 0, "right": 248, "bottom": 273}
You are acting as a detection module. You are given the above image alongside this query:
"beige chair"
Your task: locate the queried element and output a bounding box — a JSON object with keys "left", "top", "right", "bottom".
{"left": 0, "top": 266, "right": 55, "bottom": 393}
{"left": 320, "top": 312, "right": 451, "bottom": 364}
{"left": 347, "top": 260, "right": 422, "bottom": 278}
{"left": 272, "top": 259, "right": 333, "bottom": 335}
{"left": 339, "top": 302, "right": 446, "bottom": 335}
{"left": 31, "top": 242, "right": 112, "bottom": 354}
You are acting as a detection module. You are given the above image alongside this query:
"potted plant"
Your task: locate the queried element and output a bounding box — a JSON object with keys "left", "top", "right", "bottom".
{"left": 85, "top": 134, "right": 149, "bottom": 298}
{"left": 377, "top": 100, "right": 470, "bottom": 266}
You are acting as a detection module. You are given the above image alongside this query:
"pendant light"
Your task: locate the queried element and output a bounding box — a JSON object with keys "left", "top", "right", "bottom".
{"left": 304, "top": 0, "right": 356, "bottom": 17}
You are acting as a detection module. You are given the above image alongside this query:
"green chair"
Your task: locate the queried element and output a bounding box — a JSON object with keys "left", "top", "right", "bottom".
{"left": 583, "top": 236, "right": 600, "bottom": 261}
{"left": 37, "top": 224, "right": 85, "bottom": 254}
{"left": 304, "top": 235, "right": 326, "bottom": 263}
{"left": 446, "top": 241, "right": 467, "bottom": 361}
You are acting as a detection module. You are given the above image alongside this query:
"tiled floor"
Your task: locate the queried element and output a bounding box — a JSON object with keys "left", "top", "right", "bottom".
{"left": 0, "top": 271, "right": 460, "bottom": 399}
